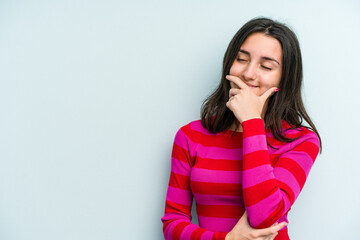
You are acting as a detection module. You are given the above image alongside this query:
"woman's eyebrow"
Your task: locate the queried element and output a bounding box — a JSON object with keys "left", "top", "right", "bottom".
{"left": 238, "top": 50, "right": 280, "bottom": 65}
{"left": 239, "top": 50, "right": 250, "bottom": 56}
{"left": 262, "top": 56, "right": 280, "bottom": 65}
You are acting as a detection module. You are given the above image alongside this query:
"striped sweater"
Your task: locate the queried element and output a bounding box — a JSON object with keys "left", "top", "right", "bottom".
{"left": 161, "top": 118, "right": 320, "bottom": 240}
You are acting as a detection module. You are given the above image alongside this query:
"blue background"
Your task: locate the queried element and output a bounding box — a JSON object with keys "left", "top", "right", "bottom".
{"left": 0, "top": 0, "right": 359, "bottom": 239}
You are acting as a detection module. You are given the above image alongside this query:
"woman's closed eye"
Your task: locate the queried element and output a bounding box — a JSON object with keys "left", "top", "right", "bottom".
{"left": 261, "top": 65, "right": 272, "bottom": 70}
{"left": 237, "top": 58, "right": 248, "bottom": 62}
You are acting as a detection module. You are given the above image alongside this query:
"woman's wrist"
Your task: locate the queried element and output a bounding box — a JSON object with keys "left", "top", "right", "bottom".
{"left": 240, "top": 116, "right": 262, "bottom": 123}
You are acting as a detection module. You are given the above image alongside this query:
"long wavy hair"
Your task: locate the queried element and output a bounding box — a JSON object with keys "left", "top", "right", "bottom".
{"left": 201, "top": 17, "right": 322, "bottom": 151}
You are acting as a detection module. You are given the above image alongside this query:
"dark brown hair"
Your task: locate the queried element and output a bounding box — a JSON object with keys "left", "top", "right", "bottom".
{"left": 201, "top": 17, "right": 322, "bottom": 152}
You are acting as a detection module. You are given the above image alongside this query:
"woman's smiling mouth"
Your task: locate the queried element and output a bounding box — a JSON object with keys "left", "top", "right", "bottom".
{"left": 244, "top": 82, "right": 259, "bottom": 88}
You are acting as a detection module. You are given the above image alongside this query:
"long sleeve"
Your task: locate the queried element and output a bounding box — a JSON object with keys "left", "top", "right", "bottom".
{"left": 241, "top": 118, "right": 320, "bottom": 229}
{"left": 161, "top": 124, "right": 228, "bottom": 240}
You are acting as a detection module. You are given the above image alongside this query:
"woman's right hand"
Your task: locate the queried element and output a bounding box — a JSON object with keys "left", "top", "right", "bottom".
{"left": 225, "top": 211, "right": 287, "bottom": 240}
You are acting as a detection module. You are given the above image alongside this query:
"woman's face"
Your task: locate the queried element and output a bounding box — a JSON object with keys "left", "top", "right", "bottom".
{"left": 229, "top": 32, "right": 282, "bottom": 96}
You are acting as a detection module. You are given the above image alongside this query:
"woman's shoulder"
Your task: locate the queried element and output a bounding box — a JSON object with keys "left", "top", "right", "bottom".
{"left": 280, "top": 120, "right": 320, "bottom": 149}
{"left": 177, "top": 119, "right": 214, "bottom": 135}
{"left": 175, "top": 119, "right": 223, "bottom": 146}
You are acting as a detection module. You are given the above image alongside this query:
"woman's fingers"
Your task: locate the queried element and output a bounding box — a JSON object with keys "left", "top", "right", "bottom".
{"left": 267, "top": 232, "right": 278, "bottom": 240}
{"left": 229, "top": 88, "right": 241, "bottom": 98}
{"left": 270, "top": 232, "right": 278, "bottom": 240}
{"left": 260, "top": 87, "right": 278, "bottom": 103}
{"left": 226, "top": 75, "right": 249, "bottom": 89}
{"left": 227, "top": 211, "right": 286, "bottom": 240}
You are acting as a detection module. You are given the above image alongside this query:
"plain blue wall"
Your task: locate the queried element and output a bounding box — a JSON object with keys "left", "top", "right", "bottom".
{"left": 0, "top": 0, "right": 359, "bottom": 239}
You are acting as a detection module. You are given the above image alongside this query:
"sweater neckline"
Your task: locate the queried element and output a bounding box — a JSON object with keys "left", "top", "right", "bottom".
{"left": 221, "top": 129, "right": 243, "bottom": 136}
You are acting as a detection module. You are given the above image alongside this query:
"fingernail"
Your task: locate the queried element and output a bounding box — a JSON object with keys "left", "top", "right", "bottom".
{"left": 275, "top": 88, "right": 279, "bottom": 92}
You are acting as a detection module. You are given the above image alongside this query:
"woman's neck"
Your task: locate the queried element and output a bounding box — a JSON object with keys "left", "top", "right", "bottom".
{"left": 229, "top": 115, "right": 266, "bottom": 132}
{"left": 229, "top": 121, "right": 243, "bottom": 132}
{"left": 228, "top": 99, "right": 268, "bottom": 132}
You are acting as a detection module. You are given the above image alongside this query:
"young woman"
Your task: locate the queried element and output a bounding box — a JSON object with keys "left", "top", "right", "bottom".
{"left": 161, "top": 17, "right": 321, "bottom": 240}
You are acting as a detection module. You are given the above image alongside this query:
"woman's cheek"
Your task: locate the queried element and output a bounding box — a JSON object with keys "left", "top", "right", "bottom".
{"left": 257, "top": 86, "right": 268, "bottom": 96}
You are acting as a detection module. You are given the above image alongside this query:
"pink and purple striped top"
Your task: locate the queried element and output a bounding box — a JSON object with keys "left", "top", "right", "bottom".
{"left": 161, "top": 118, "right": 320, "bottom": 240}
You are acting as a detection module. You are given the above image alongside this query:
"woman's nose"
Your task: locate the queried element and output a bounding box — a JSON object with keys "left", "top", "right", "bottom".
{"left": 242, "top": 63, "right": 257, "bottom": 80}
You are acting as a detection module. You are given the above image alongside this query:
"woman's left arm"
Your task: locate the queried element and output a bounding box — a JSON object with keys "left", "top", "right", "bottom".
{"left": 241, "top": 118, "right": 320, "bottom": 229}
{"left": 225, "top": 75, "right": 320, "bottom": 228}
